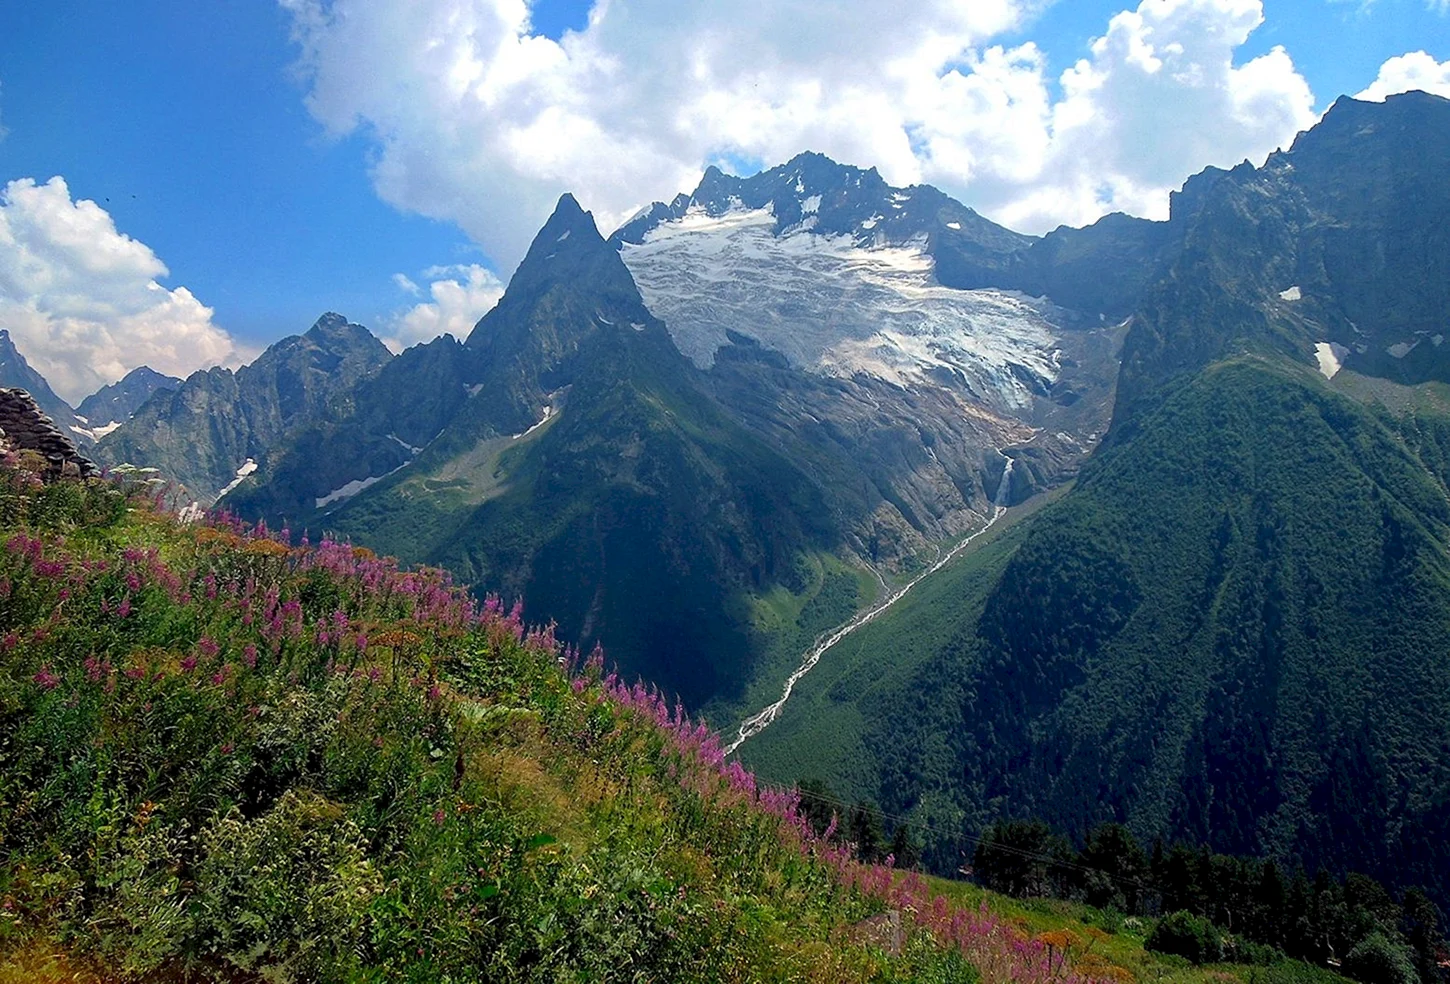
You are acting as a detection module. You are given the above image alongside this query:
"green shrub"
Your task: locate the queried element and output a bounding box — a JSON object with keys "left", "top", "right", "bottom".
{"left": 1225, "top": 935, "right": 1284, "bottom": 966}
{"left": 1146, "top": 910, "right": 1224, "bottom": 964}
{"left": 1342, "top": 933, "right": 1417, "bottom": 984}
{"left": 193, "top": 791, "right": 383, "bottom": 981}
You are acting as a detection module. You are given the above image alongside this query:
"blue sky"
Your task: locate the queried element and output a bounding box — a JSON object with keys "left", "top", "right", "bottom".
{"left": 0, "top": 0, "right": 1446, "bottom": 401}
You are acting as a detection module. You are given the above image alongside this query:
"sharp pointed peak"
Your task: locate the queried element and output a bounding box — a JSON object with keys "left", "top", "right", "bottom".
{"left": 537, "top": 191, "right": 604, "bottom": 239}
{"left": 554, "top": 191, "right": 585, "bottom": 214}
{"left": 308, "top": 311, "right": 352, "bottom": 332}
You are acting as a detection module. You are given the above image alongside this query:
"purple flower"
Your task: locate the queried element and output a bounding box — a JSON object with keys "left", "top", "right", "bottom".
{"left": 33, "top": 665, "right": 60, "bottom": 690}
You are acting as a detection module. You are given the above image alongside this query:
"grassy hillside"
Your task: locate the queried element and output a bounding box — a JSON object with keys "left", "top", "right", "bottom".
{"left": 2, "top": 459, "right": 1139, "bottom": 983}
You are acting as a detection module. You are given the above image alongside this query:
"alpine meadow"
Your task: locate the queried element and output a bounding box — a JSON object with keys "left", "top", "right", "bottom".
{"left": 3, "top": 2, "right": 1450, "bottom": 981}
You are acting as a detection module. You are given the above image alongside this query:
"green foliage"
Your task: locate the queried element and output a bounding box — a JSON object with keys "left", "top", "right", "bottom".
{"left": 1079, "top": 824, "right": 1149, "bottom": 914}
{"left": 973, "top": 820, "right": 1076, "bottom": 899}
{"left": 1148, "top": 911, "right": 1224, "bottom": 965}
{"left": 1343, "top": 934, "right": 1419, "bottom": 984}
{"left": 748, "top": 356, "right": 1450, "bottom": 907}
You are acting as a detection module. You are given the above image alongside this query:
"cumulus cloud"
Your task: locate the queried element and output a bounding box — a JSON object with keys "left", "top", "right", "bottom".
{"left": 0, "top": 176, "right": 254, "bottom": 404}
{"left": 385, "top": 263, "right": 504, "bottom": 351}
{"left": 1356, "top": 51, "right": 1450, "bottom": 100}
{"left": 280, "top": 0, "right": 1318, "bottom": 266}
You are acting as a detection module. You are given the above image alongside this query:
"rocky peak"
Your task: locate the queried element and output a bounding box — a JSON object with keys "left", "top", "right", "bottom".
{"left": 467, "top": 194, "right": 647, "bottom": 358}
{"left": 76, "top": 366, "right": 183, "bottom": 427}
{"left": 304, "top": 311, "right": 372, "bottom": 343}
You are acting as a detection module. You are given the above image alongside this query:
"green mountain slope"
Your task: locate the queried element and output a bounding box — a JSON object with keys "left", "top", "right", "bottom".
{"left": 738, "top": 91, "right": 1450, "bottom": 903}
{"left": 238, "top": 196, "right": 855, "bottom": 710}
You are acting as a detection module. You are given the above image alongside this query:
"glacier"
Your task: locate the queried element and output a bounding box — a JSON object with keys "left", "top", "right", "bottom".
{"left": 618, "top": 205, "right": 1064, "bottom": 412}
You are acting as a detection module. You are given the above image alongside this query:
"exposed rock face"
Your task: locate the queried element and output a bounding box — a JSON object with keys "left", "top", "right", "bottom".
{"left": 75, "top": 366, "right": 183, "bottom": 434}
{"left": 0, "top": 388, "right": 99, "bottom": 479}
{"left": 93, "top": 313, "right": 394, "bottom": 502}
{"left": 1117, "top": 89, "right": 1450, "bottom": 422}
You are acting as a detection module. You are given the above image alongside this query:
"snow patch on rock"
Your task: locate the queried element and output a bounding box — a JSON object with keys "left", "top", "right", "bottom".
{"left": 1279, "top": 285, "right": 1302, "bottom": 301}
{"left": 70, "top": 420, "right": 122, "bottom": 441}
{"left": 316, "top": 474, "right": 386, "bottom": 509}
{"left": 1314, "top": 342, "right": 1349, "bottom": 379}
{"left": 388, "top": 433, "right": 422, "bottom": 454}
{"left": 510, "top": 405, "right": 556, "bottom": 440}
{"left": 217, "top": 458, "right": 258, "bottom": 499}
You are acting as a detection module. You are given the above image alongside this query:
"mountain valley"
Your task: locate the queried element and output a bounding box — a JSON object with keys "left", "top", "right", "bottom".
{"left": 8, "top": 86, "right": 1450, "bottom": 917}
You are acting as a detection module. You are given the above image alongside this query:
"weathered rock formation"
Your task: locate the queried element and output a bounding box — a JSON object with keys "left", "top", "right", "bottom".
{"left": 0, "top": 388, "right": 99, "bottom": 479}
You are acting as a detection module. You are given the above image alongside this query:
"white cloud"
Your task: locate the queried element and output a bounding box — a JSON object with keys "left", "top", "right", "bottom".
{"left": 384, "top": 263, "right": 504, "bottom": 351}
{"left": 0, "top": 176, "right": 255, "bottom": 404}
{"left": 1356, "top": 51, "right": 1450, "bottom": 101}
{"left": 279, "top": 0, "right": 1317, "bottom": 266}
{"left": 985, "top": 0, "right": 1318, "bottom": 230}
{"left": 392, "top": 272, "right": 421, "bottom": 295}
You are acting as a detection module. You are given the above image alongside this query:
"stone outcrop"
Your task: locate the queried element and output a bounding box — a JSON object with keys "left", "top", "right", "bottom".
{"left": 0, "top": 388, "right": 99, "bottom": 479}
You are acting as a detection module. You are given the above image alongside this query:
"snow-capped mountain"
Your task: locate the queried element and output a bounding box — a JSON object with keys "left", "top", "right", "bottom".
{"left": 613, "top": 152, "right": 1125, "bottom": 455}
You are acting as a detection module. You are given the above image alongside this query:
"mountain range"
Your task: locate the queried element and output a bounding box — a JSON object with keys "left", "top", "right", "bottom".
{"left": 8, "top": 88, "right": 1449, "bottom": 904}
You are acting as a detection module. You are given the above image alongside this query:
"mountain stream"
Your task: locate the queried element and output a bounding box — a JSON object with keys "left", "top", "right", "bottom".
{"left": 723, "top": 454, "right": 1015, "bottom": 755}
